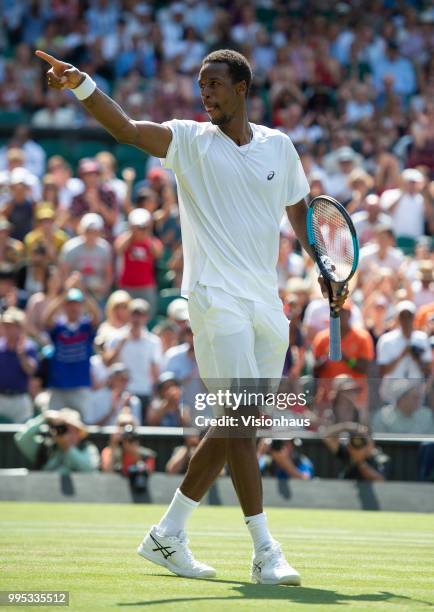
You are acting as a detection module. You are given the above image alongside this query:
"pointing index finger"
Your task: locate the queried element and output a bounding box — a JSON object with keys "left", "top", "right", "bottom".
{"left": 35, "top": 49, "right": 65, "bottom": 69}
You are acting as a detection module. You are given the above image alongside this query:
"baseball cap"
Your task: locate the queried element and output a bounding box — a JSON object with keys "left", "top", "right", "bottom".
{"left": 167, "top": 298, "right": 189, "bottom": 321}
{"left": 336, "top": 146, "right": 356, "bottom": 162}
{"left": 79, "top": 213, "right": 104, "bottom": 232}
{"left": 65, "top": 288, "right": 84, "bottom": 303}
{"left": 9, "top": 167, "right": 30, "bottom": 186}
{"left": 402, "top": 168, "right": 424, "bottom": 183}
{"left": 395, "top": 300, "right": 416, "bottom": 315}
{"left": 78, "top": 158, "right": 101, "bottom": 174}
{"left": 2, "top": 307, "right": 25, "bottom": 325}
{"left": 108, "top": 362, "right": 129, "bottom": 378}
{"left": 128, "top": 208, "right": 151, "bottom": 227}
{"left": 35, "top": 203, "right": 55, "bottom": 221}
{"left": 45, "top": 408, "right": 88, "bottom": 437}
{"left": 157, "top": 371, "right": 179, "bottom": 389}
{"left": 129, "top": 298, "right": 150, "bottom": 314}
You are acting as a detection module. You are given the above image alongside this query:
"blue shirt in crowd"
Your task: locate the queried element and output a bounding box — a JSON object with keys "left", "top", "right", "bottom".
{"left": 0, "top": 338, "right": 37, "bottom": 393}
{"left": 48, "top": 316, "right": 95, "bottom": 389}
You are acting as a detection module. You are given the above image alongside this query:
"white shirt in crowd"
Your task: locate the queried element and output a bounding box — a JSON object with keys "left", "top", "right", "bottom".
{"left": 160, "top": 119, "right": 310, "bottom": 307}
{"left": 376, "top": 328, "right": 431, "bottom": 401}
{"left": 106, "top": 329, "right": 162, "bottom": 396}
{"left": 380, "top": 189, "right": 425, "bottom": 238}
{"left": 351, "top": 210, "right": 392, "bottom": 246}
{"left": 358, "top": 243, "right": 404, "bottom": 274}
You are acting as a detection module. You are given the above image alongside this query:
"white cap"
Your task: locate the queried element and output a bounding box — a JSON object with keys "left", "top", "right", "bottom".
{"left": 402, "top": 168, "right": 424, "bottom": 183}
{"left": 79, "top": 212, "right": 104, "bottom": 232}
{"left": 395, "top": 300, "right": 416, "bottom": 315}
{"left": 167, "top": 298, "right": 189, "bottom": 321}
{"left": 9, "top": 167, "right": 31, "bottom": 186}
{"left": 128, "top": 208, "right": 151, "bottom": 227}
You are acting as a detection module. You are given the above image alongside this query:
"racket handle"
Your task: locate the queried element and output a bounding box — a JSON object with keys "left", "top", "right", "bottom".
{"left": 329, "top": 315, "right": 342, "bottom": 361}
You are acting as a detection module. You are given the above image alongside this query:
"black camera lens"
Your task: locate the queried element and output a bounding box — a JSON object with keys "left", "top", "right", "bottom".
{"left": 50, "top": 423, "right": 68, "bottom": 436}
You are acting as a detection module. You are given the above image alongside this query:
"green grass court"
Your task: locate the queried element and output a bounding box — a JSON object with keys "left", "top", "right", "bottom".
{"left": 1, "top": 502, "right": 434, "bottom": 611}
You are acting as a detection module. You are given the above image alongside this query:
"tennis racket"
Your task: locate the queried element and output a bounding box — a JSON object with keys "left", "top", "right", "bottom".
{"left": 306, "top": 195, "right": 359, "bottom": 361}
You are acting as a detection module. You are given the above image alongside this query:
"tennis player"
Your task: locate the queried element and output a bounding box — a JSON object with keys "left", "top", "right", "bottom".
{"left": 37, "top": 48, "right": 347, "bottom": 586}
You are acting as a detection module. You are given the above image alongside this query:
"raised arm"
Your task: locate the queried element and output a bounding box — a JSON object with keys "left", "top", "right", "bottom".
{"left": 35, "top": 51, "right": 172, "bottom": 158}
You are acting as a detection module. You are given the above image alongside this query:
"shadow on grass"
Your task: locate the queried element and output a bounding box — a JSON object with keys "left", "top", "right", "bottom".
{"left": 118, "top": 576, "right": 434, "bottom": 607}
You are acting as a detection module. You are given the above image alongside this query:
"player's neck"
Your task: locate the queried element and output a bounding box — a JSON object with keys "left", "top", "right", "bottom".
{"left": 219, "top": 113, "right": 252, "bottom": 147}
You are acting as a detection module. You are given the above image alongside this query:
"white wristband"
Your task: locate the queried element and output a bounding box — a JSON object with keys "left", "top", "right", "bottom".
{"left": 71, "top": 73, "right": 96, "bottom": 100}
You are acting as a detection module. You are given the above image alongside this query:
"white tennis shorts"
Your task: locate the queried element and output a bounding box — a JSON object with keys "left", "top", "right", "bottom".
{"left": 188, "top": 283, "right": 289, "bottom": 382}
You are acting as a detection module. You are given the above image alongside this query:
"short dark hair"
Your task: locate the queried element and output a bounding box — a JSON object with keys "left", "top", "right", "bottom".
{"left": 202, "top": 49, "right": 252, "bottom": 97}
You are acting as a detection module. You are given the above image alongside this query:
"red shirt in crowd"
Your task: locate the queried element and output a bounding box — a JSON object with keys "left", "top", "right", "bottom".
{"left": 119, "top": 237, "right": 162, "bottom": 288}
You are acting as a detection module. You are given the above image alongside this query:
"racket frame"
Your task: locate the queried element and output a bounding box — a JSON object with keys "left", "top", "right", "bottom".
{"left": 306, "top": 195, "right": 360, "bottom": 360}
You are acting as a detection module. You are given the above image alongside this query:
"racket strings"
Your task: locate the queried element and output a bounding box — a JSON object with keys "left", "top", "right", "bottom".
{"left": 312, "top": 199, "right": 354, "bottom": 281}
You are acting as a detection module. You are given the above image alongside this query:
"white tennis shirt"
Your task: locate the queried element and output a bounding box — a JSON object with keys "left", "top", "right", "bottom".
{"left": 161, "top": 120, "right": 310, "bottom": 306}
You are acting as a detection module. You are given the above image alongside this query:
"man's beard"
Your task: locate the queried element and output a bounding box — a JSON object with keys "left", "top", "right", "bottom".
{"left": 210, "top": 111, "right": 232, "bottom": 126}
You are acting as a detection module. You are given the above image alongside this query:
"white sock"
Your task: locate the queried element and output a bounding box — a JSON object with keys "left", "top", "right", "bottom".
{"left": 156, "top": 488, "right": 199, "bottom": 537}
{"left": 245, "top": 512, "right": 274, "bottom": 554}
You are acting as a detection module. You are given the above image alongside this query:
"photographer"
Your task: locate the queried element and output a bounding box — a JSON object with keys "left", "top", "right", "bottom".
{"left": 14, "top": 408, "right": 100, "bottom": 472}
{"left": 270, "top": 439, "right": 314, "bottom": 480}
{"left": 377, "top": 300, "right": 431, "bottom": 402}
{"left": 101, "top": 413, "right": 156, "bottom": 478}
{"left": 322, "top": 422, "right": 389, "bottom": 481}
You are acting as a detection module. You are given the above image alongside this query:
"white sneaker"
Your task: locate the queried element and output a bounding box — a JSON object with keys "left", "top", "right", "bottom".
{"left": 251, "top": 541, "right": 301, "bottom": 585}
{"left": 137, "top": 525, "right": 216, "bottom": 579}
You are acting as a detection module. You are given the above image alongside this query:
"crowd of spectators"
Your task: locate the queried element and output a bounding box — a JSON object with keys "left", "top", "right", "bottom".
{"left": 0, "top": 0, "right": 433, "bottom": 480}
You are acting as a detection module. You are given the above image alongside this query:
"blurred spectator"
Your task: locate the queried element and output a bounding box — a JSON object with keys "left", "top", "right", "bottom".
{"left": 0, "top": 126, "right": 45, "bottom": 178}
{"left": 24, "top": 202, "right": 68, "bottom": 262}
{"left": 322, "top": 423, "right": 389, "bottom": 481}
{"left": 60, "top": 213, "right": 113, "bottom": 305}
{"left": 14, "top": 408, "right": 99, "bottom": 472}
{"left": 372, "top": 41, "right": 416, "bottom": 99}
{"left": 46, "top": 155, "right": 83, "bottom": 210}
{"left": 114, "top": 208, "right": 163, "bottom": 317}
{"left": 152, "top": 320, "right": 179, "bottom": 354}
{"left": 68, "top": 158, "right": 118, "bottom": 237}
{"left": 96, "top": 290, "right": 131, "bottom": 344}
{"left": 42, "top": 273, "right": 100, "bottom": 418}
{"left": 3, "top": 169, "right": 34, "bottom": 241}
{"left": 380, "top": 169, "right": 426, "bottom": 240}
{"left": 166, "top": 434, "right": 200, "bottom": 474}
{"left": 25, "top": 265, "right": 62, "bottom": 345}
{"left": 358, "top": 225, "right": 404, "bottom": 277}
{"left": 147, "top": 371, "right": 190, "bottom": 427}
{"left": 101, "top": 414, "right": 156, "bottom": 477}
{"left": 88, "top": 362, "right": 142, "bottom": 426}
{"left": 377, "top": 300, "right": 431, "bottom": 402}
{"left": 0, "top": 307, "right": 37, "bottom": 423}
{"left": 276, "top": 234, "right": 305, "bottom": 290}
{"left": 103, "top": 298, "right": 162, "bottom": 418}
{"left": 32, "top": 90, "right": 77, "bottom": 128}
{"left": 269, "top": 439, "right": 314, "bottom": 480}
{"left": 167, "top": 297, "right": 190, "bottom": 333}
{"left": 351, "top": 195, "right": 392, "bottom": 247}
{"left": 411, "top": 260, "right": 434, "bottom": 308}
{"left": 0, "top": 216, "right": 24, "bottom": 265}
{"left": 162, "top": 321, "right": 205, "bottom": 414}
{"left": 373, "top": 380, "right": 434, "bottom": 434}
